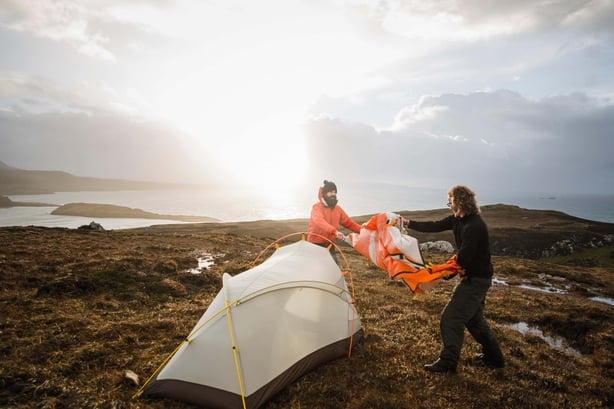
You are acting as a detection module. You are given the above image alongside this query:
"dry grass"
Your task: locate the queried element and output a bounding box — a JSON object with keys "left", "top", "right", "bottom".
{"left": 0, "top": 210, "right": 613, "bottom": 409}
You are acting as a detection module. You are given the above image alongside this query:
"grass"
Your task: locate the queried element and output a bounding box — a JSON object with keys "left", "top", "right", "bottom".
{"left": 0, "top": 207, "right": 613, "bottom": 409}
{"left": 548, "top": 246, "right": 614, "bottom": 269}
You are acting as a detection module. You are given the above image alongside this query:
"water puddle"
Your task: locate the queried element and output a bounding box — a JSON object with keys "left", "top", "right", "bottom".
{"left": 493, "top": 277, "right": 568, "bottom": 294}
{"left": 188, "top": 253, "right": 217, "bottom": 274}
{"left": 492, "top": 277, "right": 508, "bottom": 286}
{"left": 507, "top": 322, "right": 582, "bottom": 357}
{"left": 494, "top": 276, "right": 611, "bottom": 305}
{"left": 516, "top": 284, "right": 568, "bottom": 294}
{"left": 588, "top": 296, "right": 614, "bottom": 306}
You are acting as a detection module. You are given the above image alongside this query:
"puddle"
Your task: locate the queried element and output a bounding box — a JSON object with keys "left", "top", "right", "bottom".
{"left": 507, "top": 322, "right": 582, "bottom": 357}
{"left": 188, "top": 253, "right": 217, "bottom": 274}
{"left": 494, "top": 276, "right": 568, "bottom": 294}
{"left": 492, "top": 277, "right": 508, "bottom": 286}
{"left": 494, "top": 276, "right": 611, "bottom": 306}
{"left": 588, "top": 296, "right": 614, "bottom": 306}
{"left": 517, "top": 274, "right": 569, "bottom": 294}
{"left": 516, "top": 284, "right": 568, "bottom": 294}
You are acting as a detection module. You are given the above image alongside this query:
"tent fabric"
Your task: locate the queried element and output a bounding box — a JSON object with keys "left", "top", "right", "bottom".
{"left": 141, "top": 335, "right": 356, "bottom": 409}
{"left": 347, "top": 212, "right": 459, "bottom": 293}
{"left": 139, "top": 240, "right": 362, "bottom": 409}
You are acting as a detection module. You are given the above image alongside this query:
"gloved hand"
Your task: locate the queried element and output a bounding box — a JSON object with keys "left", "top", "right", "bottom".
{"left": 401, "top": 217, "right": 410, "bottom": 228}
{"left": 336, "top": 231, "right": 345, "bottom": 240}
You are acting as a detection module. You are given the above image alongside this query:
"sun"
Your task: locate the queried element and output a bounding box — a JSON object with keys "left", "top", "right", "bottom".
{"left": 219, "top": 116, "right": 309, "bottom": 190}
{"left": 142, "top": 2, "right": 399, "bottom": 192}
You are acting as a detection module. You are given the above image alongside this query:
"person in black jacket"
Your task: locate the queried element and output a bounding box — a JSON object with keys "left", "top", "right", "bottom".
{"left": 403, "top": 185, "right": 504, "bottom": 373}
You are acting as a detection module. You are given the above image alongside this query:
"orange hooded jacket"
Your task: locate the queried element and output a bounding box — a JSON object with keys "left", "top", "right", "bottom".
{"left": 307, "top": 186, "right": 361, "bottom": 244}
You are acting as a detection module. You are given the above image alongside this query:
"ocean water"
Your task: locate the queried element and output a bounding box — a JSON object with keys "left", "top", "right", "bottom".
{"left": 2, "top": 183, "right": 613, "bottom": 229}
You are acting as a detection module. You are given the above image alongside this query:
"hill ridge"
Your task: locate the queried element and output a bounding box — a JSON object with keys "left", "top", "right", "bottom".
{"left": 0, "top": 162, "right": 201, "bottom": 195}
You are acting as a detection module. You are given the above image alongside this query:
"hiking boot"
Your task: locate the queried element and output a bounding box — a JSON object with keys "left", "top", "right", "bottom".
{"left": 424, "top": 359, "right": 456, "bottom": 373}
{"left": 475, "top": 353, "right": 505, "bottom": 369}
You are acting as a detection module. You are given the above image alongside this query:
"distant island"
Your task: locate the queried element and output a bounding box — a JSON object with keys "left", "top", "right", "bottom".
{"left": 51, "top": 203, "right": 219, "bottom": 223}
{"left": 0, "top": 161, "right": 220, "bottom": 221}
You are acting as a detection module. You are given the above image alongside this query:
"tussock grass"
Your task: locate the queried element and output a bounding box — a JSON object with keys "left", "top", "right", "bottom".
{"left": 0, "top": 215, "right": 613, "bottom": 409}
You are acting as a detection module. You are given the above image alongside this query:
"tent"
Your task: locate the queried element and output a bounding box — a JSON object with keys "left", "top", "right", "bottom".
{"left": 347, "top": 212, "right": 460, "bottom": 293}
{"left": 137, "top": 239, "right": 362, "bottom": 409}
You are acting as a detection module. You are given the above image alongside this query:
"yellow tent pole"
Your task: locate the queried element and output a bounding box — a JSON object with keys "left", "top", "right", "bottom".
{"left": 225, "top": 300, "right": 248, "bottom": 409}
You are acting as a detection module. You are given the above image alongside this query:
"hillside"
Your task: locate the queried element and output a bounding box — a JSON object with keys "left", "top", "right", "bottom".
{"left": 0, "top": 195, "right": 57, "bottom": 208}
{"left": 0, "top": 162, "right": 199, "bottom": 195}
{"left": 143, "top": 204, "right": 614, "bottom": 260}
{"left": 0, "top": 207, "right": 613, "bottom": 408}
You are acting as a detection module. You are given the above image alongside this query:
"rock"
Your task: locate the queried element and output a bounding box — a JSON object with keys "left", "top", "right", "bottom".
{"left": 78, "top": 221, "right": 105, "bottom": 231}
{"left": 420, "top": 240, "right": 454, "bottom": 253}
{"left": 124, "top": 370, "right": 140, "bottom": 386}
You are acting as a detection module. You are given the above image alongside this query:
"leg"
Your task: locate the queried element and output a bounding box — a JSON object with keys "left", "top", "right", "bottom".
{"left": 466, "top": 290, "right": 504, "bottom": 367}
{"left": 329, "top": 246, "right": 339, "bottom": 264}
{"left": 436, "top": 278, "right": 488, "bottom": 367}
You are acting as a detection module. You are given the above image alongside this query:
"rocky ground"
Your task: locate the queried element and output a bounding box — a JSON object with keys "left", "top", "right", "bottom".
{"left": 0, "top": 205, "right": 613, "bottom": 408}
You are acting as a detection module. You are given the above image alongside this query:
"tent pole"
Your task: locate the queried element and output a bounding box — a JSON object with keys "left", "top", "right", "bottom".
{"left": 225, "top": 300, "right": 248, "bottom": 409}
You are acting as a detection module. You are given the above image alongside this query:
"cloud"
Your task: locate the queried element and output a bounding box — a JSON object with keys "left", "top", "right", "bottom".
{"left": 305, "top": 89, "right": 614, "bottom": 194}
{"left": 388, "top": 0, "right": 614, "bottom": 37}
{"left": 0, "top": 110, "right": 224, "bottom": 184}
{"left": 0, "top": 72, "right": 93, "bottom": 114}
{"left": 1, "top": 1, "right": 612, "bottom": 197}
{"left": 0, "top": 0, "right": 115, "bottom": 60}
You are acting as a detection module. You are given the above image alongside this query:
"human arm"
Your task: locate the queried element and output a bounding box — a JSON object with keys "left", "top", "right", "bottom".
{"left": 339, "top": 208, "right": 362, "bottom": 234}
{"left": 405, "top": 215, "right": 455, "bottom": 233}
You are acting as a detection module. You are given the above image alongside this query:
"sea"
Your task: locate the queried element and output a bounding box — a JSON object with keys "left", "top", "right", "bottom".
{"left": 1, "top": 183, "right": 613, "bottom": 230}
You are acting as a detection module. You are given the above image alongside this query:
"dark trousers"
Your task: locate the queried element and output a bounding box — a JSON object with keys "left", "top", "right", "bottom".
{"left": 438, "top": 276, "right": 504, "bottom": 367}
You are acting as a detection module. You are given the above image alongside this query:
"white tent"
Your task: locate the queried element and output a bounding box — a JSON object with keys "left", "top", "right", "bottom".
{"left": 139, "top": 240, "right": 363, "bottom": 409}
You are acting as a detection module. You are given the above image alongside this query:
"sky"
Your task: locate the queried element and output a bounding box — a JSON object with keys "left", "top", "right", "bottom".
{"left": 1, "top": 0, "right": 613, "bottom": 196}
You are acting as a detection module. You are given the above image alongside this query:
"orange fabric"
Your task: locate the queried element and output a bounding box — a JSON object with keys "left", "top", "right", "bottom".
{"left": 348, "top": 213, "right": 460, "bottom": 293}
{"left": 307, "top": 186, "right": 361, "bottom": 244}
{"left": 393, "top": 256, "right": 462, "bottom": 293}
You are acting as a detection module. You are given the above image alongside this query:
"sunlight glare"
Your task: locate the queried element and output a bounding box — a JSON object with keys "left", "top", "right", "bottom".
{"left": 222, "top": 115, "right": 308, "bottom": 189}
{"left": 139, "top": 1, "right": 405, "bottom": 189}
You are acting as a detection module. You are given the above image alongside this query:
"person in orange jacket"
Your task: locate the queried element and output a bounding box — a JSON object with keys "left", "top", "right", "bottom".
{"left": 307, "top": 180, "right": 361, "bottom": 263}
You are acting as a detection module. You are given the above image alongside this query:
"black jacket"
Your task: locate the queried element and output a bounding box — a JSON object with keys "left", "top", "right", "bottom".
{"left": 410, "top": 214, "right": 493, "bottom": 278}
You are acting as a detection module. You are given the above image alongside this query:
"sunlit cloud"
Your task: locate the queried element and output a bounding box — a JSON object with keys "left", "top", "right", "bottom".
{"left": 0, "top": 0, "right": 116, "bottom": 60}
{"left": 305, "top": 90, "right": 614, "bottom": 194}
{"left": 0, "top": 0, "right": 612, "bottom": 195}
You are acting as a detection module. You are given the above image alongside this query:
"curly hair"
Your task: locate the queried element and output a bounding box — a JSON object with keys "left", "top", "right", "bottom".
{"left": 448, "top": 185, "right": 480, "bottom": 215}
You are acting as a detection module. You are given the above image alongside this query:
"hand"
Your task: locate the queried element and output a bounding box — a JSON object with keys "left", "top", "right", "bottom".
{"left": 336, "top": 231, "right": 345, "bottom": 240}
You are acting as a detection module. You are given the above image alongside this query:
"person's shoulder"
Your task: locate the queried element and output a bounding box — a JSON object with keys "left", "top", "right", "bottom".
{"left": 465, "top": 213, "right": 488, "bottom": 227}
{"left": 311, "top": 201, "right": 325, "bottom": 212}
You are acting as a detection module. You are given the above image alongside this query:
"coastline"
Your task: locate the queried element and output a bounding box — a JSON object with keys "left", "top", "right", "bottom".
{"left": 3, "top": 187, "right": 614, "bottom": 229}
{"left": 0, "top": 195, "right": 56, "bottom": 208}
